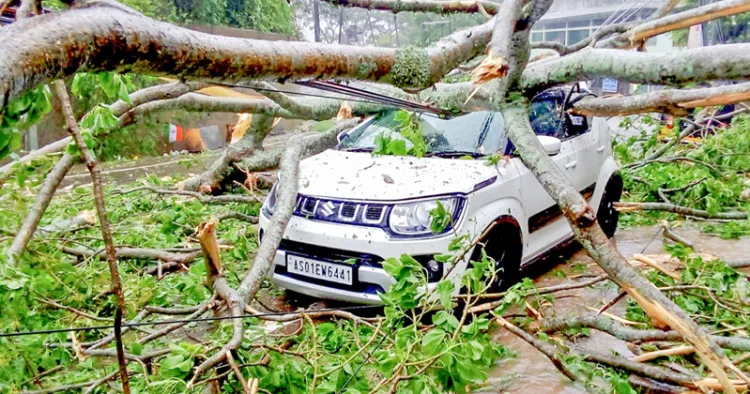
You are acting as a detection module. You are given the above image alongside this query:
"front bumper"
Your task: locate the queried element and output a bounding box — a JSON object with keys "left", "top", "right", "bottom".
{"left": 260, "top": 212, "right": 453, "bottom": 304}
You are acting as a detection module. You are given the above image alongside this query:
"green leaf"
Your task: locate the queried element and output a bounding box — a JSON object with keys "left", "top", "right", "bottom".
{"left": 421, "top": 328, "right": 445, "bottom": 355}
{"left": 130, "top": 342, "right": 142, "bottom": 356}
{"left": 117, "top": 82, "right": 132, "bottom": 103}
{"left": 436, "top": 280, "right": 454, "bottom": 309}
{"left": 387, "top": 139, "right": 407, "bottom": 156}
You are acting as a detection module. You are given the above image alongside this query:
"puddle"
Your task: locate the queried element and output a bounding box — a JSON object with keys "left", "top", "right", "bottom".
{"left": 486, "top": 225, "right": 750, "bottom": 393}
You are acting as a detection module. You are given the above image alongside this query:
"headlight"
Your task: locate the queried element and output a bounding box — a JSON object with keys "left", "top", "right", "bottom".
{"left": 263, "top": 183, "right": 279, "bottom": 216}
{"left": 389, "top": 197, "right": 460, "bottom": 236}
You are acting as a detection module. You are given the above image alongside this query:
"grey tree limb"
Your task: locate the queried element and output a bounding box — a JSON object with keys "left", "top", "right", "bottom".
{"left": 572, "top": 82, "right": 750, "bottom": 117}
{"left": 236, "top": 135, "right": 304, "bottom": 303}
{"left": 614, "top": 202, "right": 749, "bottom": 220}
{"left": 500, "top": 102, "right": 738, "bottom": 393}
{"left": 6, "top": 153, "right": 76, "bottom": 260}
{"left": 0, "top": 137, "right": 71, "bottom": 184}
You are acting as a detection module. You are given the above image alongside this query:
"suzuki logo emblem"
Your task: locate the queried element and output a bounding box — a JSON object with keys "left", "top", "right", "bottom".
{"left": 319, "top": 201, "right": 336, "bottom": 217}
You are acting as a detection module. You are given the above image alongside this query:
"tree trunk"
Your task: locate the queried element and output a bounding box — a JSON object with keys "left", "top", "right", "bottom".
{"left": 501, "top": 102, "right": 738, "bottom": 393}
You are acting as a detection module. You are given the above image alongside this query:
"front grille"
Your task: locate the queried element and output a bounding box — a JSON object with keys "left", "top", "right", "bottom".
{"left": 300, "top": 198, "right": 317, "bottom": 215}
{"left": 364, "top": 205, "right": 385, "bottom": 223}
{"left": 340, "top": 203, "right": 357, "bottom": 221}
{"left": 293, "top": 195, "right": 389, "bottom": 228}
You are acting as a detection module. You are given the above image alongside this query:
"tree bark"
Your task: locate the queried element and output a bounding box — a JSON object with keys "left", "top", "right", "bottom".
{"left": 320, "top": 0, "right": 500, "bottom": 15}
{"left": 0, "top": 137, "right": 71, "bottom": 184}
{"left": 501, "top": 102, "right": 738, "bottom": 394}
{"left": 572, "top": 81, "right": 750, "bottom": 117}
{"left": 521, "top": 44, "right": 750, "bottom": 93}
{"left": 614, "top": 202, "right": 749, "bottom": 220}
{"left": 52, "top": 80, "right": 131, "bottom": 394}
{"left": 236, "top": 135, "right": 304, "bottom": 303}
{"left": 0, "top": 5, "right": 494, "bottom": 107}
{"left": 6, "top": 153, "right": 76, "bottom": 260}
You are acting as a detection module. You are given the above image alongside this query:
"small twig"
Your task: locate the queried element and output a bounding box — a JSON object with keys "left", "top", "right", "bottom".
{"left": 659, "top": 221, "right": 695, "bottom": 249}
{"left": 597, "top": 290, "right": 627, "bottom": 316}
{"left": 36, "top": 297, "right": 112, "bottom": 322}
{"left": 494, "top": 316, "right": 582, "bottom": 383}
{"left": 631, "top": 253, "right": 681, "bottom": 280}
{"left": 20, "top": 365, "right": 65, "bottom": 387}
{"left": 467, "top": 275, "right": 609, "bottom": 313}
{"left": 631, "top": 345, "right": 695, "bottom": 362}
{"left": 53, "top": 80, "right": 130, "bottom": 394}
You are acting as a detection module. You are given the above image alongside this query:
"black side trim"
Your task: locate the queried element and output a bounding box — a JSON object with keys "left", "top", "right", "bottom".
{"left": 528, "top": 183, "right": 596, "bottom": 233}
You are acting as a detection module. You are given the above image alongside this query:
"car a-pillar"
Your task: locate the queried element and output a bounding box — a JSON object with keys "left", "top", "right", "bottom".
{"left": 468, "top": 216, "right": 523, "bottom": 292}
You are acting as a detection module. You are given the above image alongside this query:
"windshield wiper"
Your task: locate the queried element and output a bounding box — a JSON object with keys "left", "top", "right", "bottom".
{"left": 340, "top": 147, "right": 374, "bottom": 153}
{"left": 427, "top": 151, "right": 484, "bottom": 158}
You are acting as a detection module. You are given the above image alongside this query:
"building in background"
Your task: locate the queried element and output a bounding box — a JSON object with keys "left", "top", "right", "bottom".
{"left": 531, "top": 0, "right": 678, "bottom": 96}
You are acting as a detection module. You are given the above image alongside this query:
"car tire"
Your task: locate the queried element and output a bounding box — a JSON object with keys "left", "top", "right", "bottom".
{"left": 597, "top": 175, "right": 623, "bottom": 238}
{"left": 468, "top": 221, "right": 523, "bottom": 293}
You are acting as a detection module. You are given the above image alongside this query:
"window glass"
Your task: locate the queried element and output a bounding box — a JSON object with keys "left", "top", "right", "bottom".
{"left": 531, "top": 31, "right": 544, "bottom": 42}
{"left": 567, "top": 29, "right": 590, "bottom": 45}
{"left": 339, "top": 111, "right": 509, "bottom": 155}
{"left": 529, "top": 94, "right": 564, "bottom": 139}
{"left": 544, "top": 31, "right": 565, "bottom": 44}
{"left": 568, "top": 19, "right": 590, "bottom": 28}
{"left": 546, "top": 21, "right": 566, "bottom": 29}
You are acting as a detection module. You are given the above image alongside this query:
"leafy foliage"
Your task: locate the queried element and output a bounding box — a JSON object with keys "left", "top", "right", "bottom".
{"left": 614, "top": 113, "right": 750, "bottom": 237}
{"left": 373, "top": 110, "right": 428, "bottom": 157}
{"left": 0, "top": 85, "right": 52, "bottom": 160}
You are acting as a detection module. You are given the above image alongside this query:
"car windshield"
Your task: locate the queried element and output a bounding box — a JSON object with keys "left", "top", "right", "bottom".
{"left": 338, "top": 110, "right": 509, "bottom": 157}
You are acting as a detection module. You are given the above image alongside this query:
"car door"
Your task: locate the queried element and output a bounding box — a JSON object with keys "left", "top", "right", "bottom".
{"left": 517, "top": 90, "right": 579, "bottom": 260}
{"left": 566, "top": 113, "right": 601, "bottom": 194}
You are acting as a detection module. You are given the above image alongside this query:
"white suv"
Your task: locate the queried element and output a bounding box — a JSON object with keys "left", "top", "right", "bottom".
{"left": 259, "top": 87, "right": 621, "bottom": 304}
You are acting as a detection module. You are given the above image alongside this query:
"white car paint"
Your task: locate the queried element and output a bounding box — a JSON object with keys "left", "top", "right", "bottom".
{"left": 259, "top": 111, "right": 619, "bottom": 304}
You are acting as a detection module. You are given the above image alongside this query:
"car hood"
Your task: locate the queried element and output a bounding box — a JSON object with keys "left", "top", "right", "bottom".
{"left": 297, "top": 150, "right": 498, "bottom": 201}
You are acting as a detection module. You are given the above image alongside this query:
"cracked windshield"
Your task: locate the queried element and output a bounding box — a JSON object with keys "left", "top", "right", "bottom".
{"left": 0, "top": 0, "right": 749, "bottom": 393}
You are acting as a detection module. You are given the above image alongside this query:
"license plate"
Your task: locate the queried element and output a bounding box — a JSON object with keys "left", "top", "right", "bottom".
{"left": 286, "top": 255, "right": 353, "bottom": 285}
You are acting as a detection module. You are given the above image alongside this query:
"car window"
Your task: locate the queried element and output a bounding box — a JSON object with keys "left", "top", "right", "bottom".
{"left": 529, "top": 94, "right": 565, "bottom": 139}
{"left": 339, "top": 110, "right": 510, "bottom": 156}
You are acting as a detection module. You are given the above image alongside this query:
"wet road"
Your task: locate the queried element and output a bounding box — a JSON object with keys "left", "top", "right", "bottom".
{"left": 484, "top": 226, "right": 750, "bottom": 393}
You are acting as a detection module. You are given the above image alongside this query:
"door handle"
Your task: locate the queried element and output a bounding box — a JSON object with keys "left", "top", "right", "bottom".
{"left": 596, "top": 146, "right": 606, "bottom": 153}
{"left": 565, "top": 161, "right": 578, "bottom": 169}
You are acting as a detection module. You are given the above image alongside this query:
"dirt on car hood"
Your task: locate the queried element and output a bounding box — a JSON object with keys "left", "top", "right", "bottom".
{"left": 297, "top": 150, "right": 499, "bottom": 201}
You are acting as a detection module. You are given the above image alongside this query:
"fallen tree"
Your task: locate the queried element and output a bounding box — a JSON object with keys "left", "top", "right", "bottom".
{"left": 3, "top": 0, "right": 750, "bottom": 392}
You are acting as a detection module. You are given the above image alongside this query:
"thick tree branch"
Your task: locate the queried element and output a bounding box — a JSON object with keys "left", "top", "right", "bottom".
{"left": 0, "top": 6, "right": 495, "bottom": 108}
{"left": 501, "top": 101, "right": 738, "bottom": 393}
{"left": 320, "top": 0, "right": 500, "bottom": 15}
{"left": 189, "top": 220, "right": 245, "bottom": 387}
{"left": 539, "top": 316, "right": 750, "bottom": 352}
{"left": 522, "top": 44, "right": 750, "bottom": 92}
{"left": 6, "top": 153, "right": 76, "bottom": 260}
{"left": 572, "top": 82, "right": 750, "bottom": 117}
{"left": 599, "top": 0, "right": 750, "bottom": 48}
{"left": 236, "top": 135, "right": 304, "bottom": 303}
{"left": 614, "top": 202, "right": 749, "bottom": 220}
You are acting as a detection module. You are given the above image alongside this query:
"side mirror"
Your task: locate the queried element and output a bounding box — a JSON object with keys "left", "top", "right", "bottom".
{"left": 337, "top": 130, "right": 350, "bottom": 144}
{"left": 537, "top": 135, "right": 561, "bottom": 156}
